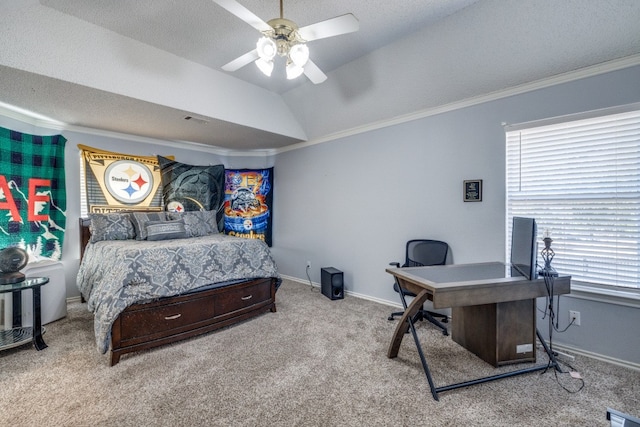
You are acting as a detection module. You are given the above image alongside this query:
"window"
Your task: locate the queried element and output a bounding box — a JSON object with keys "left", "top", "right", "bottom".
{"left": 505, "top": 106, "right": 640, "bottom": 292}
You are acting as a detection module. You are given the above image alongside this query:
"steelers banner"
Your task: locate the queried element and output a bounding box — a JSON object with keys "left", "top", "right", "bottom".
{"left": 223, "top": 168, "right": 273, "bottom": 246}
{"left": 79, "top": 145, "right": 173, "bottom": 213}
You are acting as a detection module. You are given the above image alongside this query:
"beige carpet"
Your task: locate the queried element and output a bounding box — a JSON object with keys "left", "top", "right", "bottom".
{"left": 1, "top": 279, "right": 637, "bottom": 426}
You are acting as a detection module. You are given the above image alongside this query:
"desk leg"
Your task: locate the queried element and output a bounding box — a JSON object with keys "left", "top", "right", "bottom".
{"left": 387, "top": 287, "right": 440, "bottom": 400}
{"left": 31, "top": 287, "right": 47, "bottom": 351}
{"left": 387, "top": 289, "right": 429, "bottom": 358}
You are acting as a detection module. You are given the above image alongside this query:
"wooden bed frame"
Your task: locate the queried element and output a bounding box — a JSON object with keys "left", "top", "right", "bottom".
{"left": 79, "top": 218, "right": 277, "bottom": 366}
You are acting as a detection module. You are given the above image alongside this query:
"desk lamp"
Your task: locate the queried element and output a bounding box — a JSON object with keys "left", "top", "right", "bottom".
{"left": 540, "top": 230, "right": 558, "bottom": 277}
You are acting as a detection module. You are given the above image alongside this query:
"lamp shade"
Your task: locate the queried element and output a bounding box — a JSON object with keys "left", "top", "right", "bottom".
{"left": 286, "top": 62, "right": 304, "bottom": 80}
{"left": 289, "top": 43, "right": 309, "bottom": 67}
{"left": 255, "top": 58, "right": 274, "bottom": 76}
{"left": 256, "top": 37, "right": 277, "bottom": 60}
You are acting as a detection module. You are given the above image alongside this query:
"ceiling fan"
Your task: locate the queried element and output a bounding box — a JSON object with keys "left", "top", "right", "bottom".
{"left": 213, "top": 0, "right": 359, "bottom": 84}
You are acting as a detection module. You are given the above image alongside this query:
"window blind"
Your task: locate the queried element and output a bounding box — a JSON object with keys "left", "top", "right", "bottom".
{"left": 506, "top": 109, "right": 640, "bottom": 290}
{"left": 79, "top": 153, "right": 88, "bottom": 217}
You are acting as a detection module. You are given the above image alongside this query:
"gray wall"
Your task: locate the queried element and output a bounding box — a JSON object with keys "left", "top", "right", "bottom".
{"left": 271, "top": 65, "right": 640, "bottom": 366}
{"left": 2, "top": 65, "right": 638, "bottom": 366}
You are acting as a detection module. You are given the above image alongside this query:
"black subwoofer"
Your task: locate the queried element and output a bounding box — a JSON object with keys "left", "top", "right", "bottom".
{"left": 321, "top": 267, "right": 344, "bottom": 300}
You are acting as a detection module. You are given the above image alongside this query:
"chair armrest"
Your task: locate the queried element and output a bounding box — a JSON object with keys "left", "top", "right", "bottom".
{"left": 389, "top": 262, "right": 401, "bottom": 268}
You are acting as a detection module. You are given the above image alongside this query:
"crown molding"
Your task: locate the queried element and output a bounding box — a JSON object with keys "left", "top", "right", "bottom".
{"left": 67, "top": 125, "right": 234, "bottom": 155}
{"left": 0, "top": 102, "right": 66, "bottom": 131}
{"left": 275, "top": 54, "right": 640, "bottom": 154}
{"left": 0, "top": 106, "right": 276, "bottom": 157}
{"left": 0, "top": 106, "right": 232, "bottom": 155}
{"left": 2, "top": 54, "right": 639, "bottom": 157}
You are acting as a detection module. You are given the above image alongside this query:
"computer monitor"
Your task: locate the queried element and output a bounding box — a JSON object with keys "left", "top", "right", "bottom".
{"left": 510, "top": 216, "right": 538, "bottom": 280}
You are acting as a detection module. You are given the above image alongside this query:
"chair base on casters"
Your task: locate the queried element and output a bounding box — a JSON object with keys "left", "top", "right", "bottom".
{"left": 388, "top": 310, "right": 449, "bottom": 336}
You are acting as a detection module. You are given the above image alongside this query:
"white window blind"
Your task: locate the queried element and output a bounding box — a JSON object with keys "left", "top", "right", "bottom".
{"left": 506, "top": 108, "right": 640, "bottom": 290}
{"left": 79, "top": 153, "right": 88, "bottom": 217}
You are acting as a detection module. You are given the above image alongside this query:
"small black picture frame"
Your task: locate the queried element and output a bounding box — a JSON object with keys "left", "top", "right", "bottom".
{"left": 464, "top": 179, "right": 482, "bottom": 202}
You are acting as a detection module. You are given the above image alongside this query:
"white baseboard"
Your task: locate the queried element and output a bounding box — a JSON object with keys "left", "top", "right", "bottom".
{"left": 545, "top": 342, "right": 640, "bottom": 372}
{"left": 66, "top": 295, "right": 82, "bottom": 304}
{"left": 280, "top": 274, "right": 402, "bottom": 308}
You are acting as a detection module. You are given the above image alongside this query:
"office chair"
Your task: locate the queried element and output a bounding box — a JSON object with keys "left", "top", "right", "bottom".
{"left": 388, "top": 239, "right": 450, "bottom": 336}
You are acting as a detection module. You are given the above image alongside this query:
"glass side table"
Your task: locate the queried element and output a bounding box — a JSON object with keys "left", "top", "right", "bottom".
{"left": 0, "top": 277, "right": 49, "bottom": 351}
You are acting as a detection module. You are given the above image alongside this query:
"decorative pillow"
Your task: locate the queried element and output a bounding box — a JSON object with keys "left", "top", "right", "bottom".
{"left": 166, "top": 210, "right": 218, "bottom": 237}
{"left": 145, "top": 219, "right": 187, "bottom": 241}
{"left": 131, "top": 211, "right": 166, "bottom": 240}
{"left": 157, "top": 156, "right": 225, "bottom": 231}
{"left": 89, "top": 213, "right": 135, "bottom": 243}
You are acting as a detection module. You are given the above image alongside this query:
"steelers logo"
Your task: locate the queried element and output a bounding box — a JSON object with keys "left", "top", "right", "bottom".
{"left": 243, "top": 219, "right": 253, "bottom": 230}
{"left": 104, "top": 160, "right": 154, "bottom": 204}
{"left": 166, "top": 201, "right": 185, "bottom": 213}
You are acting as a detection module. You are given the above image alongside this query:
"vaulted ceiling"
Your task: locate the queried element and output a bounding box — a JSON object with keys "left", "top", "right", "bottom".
{"left": 1, "top": 0, "right": 639, "bottom": 151}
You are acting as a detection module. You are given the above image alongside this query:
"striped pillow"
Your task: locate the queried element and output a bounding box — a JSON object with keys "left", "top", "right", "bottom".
{"left": 145, "top": 220, "right": 187, "bottom": 241}
{"left": 131, "top": 211, "right": 166, "bottom": 240}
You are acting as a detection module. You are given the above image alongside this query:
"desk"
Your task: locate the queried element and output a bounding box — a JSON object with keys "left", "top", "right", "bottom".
{"left": 386, "top": 262, "right": 570, "bottom": 400}
{"left": 0, "top": 277, "right": 49, "bottom": 351}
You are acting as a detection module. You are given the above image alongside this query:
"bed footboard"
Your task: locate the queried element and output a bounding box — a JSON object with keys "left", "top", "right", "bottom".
{"left": 109, "top": 277, "right": 277, "bottom": 366}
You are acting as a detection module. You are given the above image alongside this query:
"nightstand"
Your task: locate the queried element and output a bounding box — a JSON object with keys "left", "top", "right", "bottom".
{"left": 0, "top": 277, "right": 49, "bottom": 351}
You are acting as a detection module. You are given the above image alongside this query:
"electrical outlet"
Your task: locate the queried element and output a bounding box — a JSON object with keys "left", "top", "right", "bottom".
{"left": 569, "top": 310, "right": 581, "bottom": 326}
{"left": 306, "top": 260, "right": 311, "bottom": 269}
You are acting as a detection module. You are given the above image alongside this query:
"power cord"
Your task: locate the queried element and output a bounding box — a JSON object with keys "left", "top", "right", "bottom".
{"left": 550, "top": 358, "right": 586, "bottom": 394}
{"left": 538, "top": 263, "right": 576, "bottom": 334}
{"left": 537, "top": 263, "right": 585, "bottom": 394}
{"left": 306, "top": 264, "right": 315, "bottom": 291}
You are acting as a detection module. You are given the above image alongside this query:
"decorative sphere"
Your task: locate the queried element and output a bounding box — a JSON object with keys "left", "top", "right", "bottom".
{"left": 0, "top": 247, "right": 28, "bottom": 273}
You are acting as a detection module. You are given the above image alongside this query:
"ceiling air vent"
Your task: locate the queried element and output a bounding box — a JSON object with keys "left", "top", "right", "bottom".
{"left": 183, "top": 115, "right": 210, "bottom": 125}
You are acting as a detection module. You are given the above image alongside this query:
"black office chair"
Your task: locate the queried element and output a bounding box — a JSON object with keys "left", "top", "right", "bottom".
{"left": 388, "top": 239, "right": 450, "bottom": 336}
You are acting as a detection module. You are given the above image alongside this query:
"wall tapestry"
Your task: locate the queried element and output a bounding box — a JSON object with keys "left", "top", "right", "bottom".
{"left": 157, "top": 156, "right": 225, "bottom": 231}
{"left": 0, "top": 127, "right": 67, "bottom": 260}
{"left": 224, "top": 168, "right": 273, "bottom": 246}
{"left": 79, "top": 145, "right": 172, "bottom": 213}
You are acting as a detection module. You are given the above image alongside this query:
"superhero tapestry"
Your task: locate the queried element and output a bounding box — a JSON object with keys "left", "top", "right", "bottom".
{"left": 224, "top": 168, "right": 273, "bottom": 246}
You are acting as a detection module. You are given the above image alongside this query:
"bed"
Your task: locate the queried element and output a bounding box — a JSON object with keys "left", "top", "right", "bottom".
{"left": 77, "top": 211, "right": 280, "bottom": 366}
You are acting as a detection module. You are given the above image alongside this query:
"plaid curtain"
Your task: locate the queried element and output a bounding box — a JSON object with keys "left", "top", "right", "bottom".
{"left": 0, "top": 127, "right": 67, "bottom": 260}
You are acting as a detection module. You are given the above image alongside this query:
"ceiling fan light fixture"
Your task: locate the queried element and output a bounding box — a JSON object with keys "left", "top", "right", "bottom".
{"left": 285, "top": 61, "right": 304, "bottom": 80}
{"left": 214, "top": 0, "right": 359, "bottom": 84}
{"left": 255, "top": 57, "right": 274, "bottom": 76}
{"left": 288, "top": 43, "right": 309, "bottom": 67}
{"left": 256, "top": 36, "right": 277, "bottom": 60}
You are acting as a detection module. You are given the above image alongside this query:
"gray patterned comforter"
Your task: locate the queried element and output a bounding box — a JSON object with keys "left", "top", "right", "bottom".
{"left": 76, "top": 234, "right": 279, "bottom": 354}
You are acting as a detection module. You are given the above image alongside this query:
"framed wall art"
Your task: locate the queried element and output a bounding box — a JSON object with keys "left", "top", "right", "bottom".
{"left": 464, "top": 179, "right": 483, "bottom": 202}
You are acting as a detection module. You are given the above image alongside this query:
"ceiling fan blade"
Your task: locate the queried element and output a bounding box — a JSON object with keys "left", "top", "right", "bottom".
{"left": 303, "top": 59, "right": 327, "bottom": 84}
{"left": 222, "top": 49, "right": 259, "bottom": 72}
{"left": 212, "top": 0, "right": 272, "bottom": 33}
{"left": 298, "top": 14, "right": 359, "bottom": 42}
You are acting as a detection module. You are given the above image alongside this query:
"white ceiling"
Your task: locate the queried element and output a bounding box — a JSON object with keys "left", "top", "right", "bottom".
{"left": 39, "top": 0, "right": 481, "bottom": 93}
{"left": 1, "top": 0, "right": 639, "bottom": 151}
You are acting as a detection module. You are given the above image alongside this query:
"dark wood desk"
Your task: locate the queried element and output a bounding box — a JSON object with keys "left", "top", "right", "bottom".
{"left": 386, "top": 262, "right": 571, "bottom": 400}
